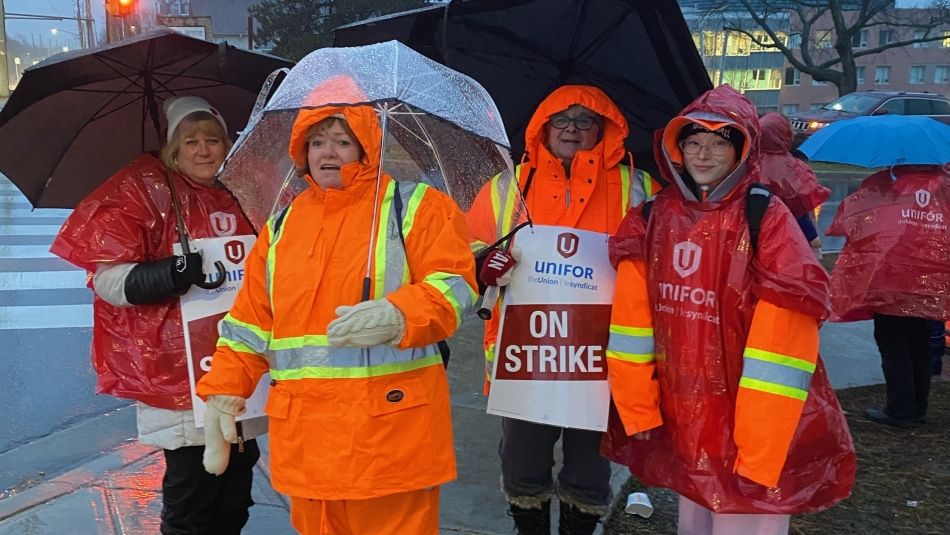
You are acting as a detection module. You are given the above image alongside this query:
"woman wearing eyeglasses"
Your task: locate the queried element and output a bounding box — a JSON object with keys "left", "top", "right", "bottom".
{"left": 604, "top": 85, "right": 855, "bottom": 535}
{"left": 466, "top": 85, "right": 660, "bottom": 534}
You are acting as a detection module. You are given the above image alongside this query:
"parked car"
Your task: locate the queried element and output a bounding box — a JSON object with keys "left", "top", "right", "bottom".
{"left": 788, "top": 91, "right": 950, "bottom": 146}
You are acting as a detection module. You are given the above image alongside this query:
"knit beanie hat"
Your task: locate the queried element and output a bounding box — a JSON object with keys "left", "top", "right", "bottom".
{"left": 163, "top": 96, "right": 228, "bottom": 143}
{"left": 677, "top": 121, "right": 745, "bottom": 155}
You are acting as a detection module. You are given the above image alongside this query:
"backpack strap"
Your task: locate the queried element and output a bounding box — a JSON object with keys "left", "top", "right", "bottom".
{"left": 393, "top": 182, "right": 452, "bottom": 369}
{"left": 746, "top": 184, "right": 772, "bottom": 253}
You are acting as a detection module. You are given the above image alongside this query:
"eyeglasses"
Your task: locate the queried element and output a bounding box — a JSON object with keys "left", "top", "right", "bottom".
{"left": 680, "top": 138, "right": 735, "bottom": 156}
{"left": 549, "top": 114, "right": 598, "bottom": 131}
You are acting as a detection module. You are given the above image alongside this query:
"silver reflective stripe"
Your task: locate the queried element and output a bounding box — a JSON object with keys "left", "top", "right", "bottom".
{"left": 220, "top": 319, "right": 270, "bottom": 355}
{"left": 272, "top": 343, "right": 441, "bottom": 371}
{"left": 741, "top": 357, "right": 813, "bottom": 393}
{"left": 630, "top": 169, "right": 648, "bottom": 206}
{"left": 607, "top": 331, "right": 655, "bottom": 355}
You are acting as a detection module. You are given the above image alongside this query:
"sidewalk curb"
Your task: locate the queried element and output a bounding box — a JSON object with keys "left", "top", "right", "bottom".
{"left": 0, "top": 442, "right": 158, "bottom": 522}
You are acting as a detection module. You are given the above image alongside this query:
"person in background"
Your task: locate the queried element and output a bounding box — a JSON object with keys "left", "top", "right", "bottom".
{"left": 604, "top": 85, "right": 855, "bottom": 535}
{"left": 51, "top": 96, "right": 265, "bottom": 534}
{"left": 196, "top": 105, "right": 476, "bottom": 535}
{"left": 756, "top": 112, "right": 830, "bottom": 255}
{"left": 826, "top": 163, "right": 950, "bottom": 427}
{"left": 467, "top": 85, "right": 658, "bottom": 535}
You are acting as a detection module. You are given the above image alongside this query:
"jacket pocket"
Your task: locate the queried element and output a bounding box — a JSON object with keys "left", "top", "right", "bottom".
{"left": 367, "top": 377, "right": 430, "bottom": 416}
{"left": 264, "top": 387, "right": 291, "bottom": 420}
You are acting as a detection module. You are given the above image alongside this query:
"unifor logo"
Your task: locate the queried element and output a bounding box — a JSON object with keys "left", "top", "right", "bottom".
{"left": 210, "top": 211, "right": 237, "bottom": 237}
{"left": 672, "top": 241, "right": 702, "bottom": 278}
{"left": 915, "top": 189, "right": 931, "bottom": 208}
{"left": 224, "top": 240, "right": 246, "bottom": 265}
{"left": 556, "top": 232, "right": 580, "bottom": 258}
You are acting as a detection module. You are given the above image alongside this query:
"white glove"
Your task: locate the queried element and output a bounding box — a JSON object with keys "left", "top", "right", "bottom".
{"left": 202, "top": 395, "right": 245, "bottom": 476}
{"left": 494, "top": 246, "right": 522, "bottom": 288}
{"left": 327, "top": 298, "right": 406, "bottom": 348}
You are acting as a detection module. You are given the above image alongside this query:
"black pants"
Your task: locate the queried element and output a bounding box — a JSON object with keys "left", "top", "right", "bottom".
{"left": 498, "top": 417, "right": 612, "bottom": 508}
{"left": 161, "top": 439, "right": 260, "bottom": 535}
{"left": 873, "top": 314, "right": 932, "bottom": 420}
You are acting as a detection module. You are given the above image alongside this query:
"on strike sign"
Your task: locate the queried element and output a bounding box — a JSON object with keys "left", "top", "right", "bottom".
{"left": 487, "top": 225, "right": 616, "bottom": 430}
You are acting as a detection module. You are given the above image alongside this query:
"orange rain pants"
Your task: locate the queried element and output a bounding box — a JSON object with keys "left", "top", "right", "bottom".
{"left": 289, "top": 487, "right": 440, "bottom": 535}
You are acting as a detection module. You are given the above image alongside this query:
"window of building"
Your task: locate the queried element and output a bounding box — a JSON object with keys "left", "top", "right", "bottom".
{"left": 702, "top": 31, "right": 724, "bottom": 56}
{"left": 815, "top": 30, "right": 834, "bottom": 49}
{"left": 788, "top": 33, "right": 802, "bottom": 48}
{"left": 851, "top": 29, "right": 869, "bottom": 48}
{"left": 879, "top": 29, "right": 893, "bottom": 46}
{"left": 749, "top": 31, "right": 788, "bottom": 51}
{"left": 875, "top": 66, "right": 890, "bottom": 84}
{"left": 935, "top": 65, "right": 950, "bottom": 84}
{"left": 783, "top": 104, "right": 799, "bottom": 115}
{"left": 785, "top": 67, "right": 801, "bottom": 86}
{"left": 856, "top": 66, "right": 866, "bottom": 85}
{"left": 726, "top": 33, "right": 752, "bottom": 56}
{"left": 943, "top": 30, "right": 950, "bottom": 48}
{"left": 909, "top": 66, "right": 926, "bottom": 84}
{"left": 913, "top": 29, "right": 928, "bottom": 48}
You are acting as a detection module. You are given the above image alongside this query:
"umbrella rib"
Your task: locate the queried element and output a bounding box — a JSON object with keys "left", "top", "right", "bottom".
{"left": 406, "top": 111, "right": 452, "bottom": 199}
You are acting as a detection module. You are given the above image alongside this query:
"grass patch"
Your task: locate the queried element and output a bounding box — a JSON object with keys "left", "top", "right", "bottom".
{"left": 604, "top": 381, "right": 950, "bottom": 534}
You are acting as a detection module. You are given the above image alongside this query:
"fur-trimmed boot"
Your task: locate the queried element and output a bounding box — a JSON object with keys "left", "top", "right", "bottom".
{"left": 558, "top": 502, "right": 601, "bottom": 535}
{"left": 508, "top": 500, "right": 551, "bottom": 534}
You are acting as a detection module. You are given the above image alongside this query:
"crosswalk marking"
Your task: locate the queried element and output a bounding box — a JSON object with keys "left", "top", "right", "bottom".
{"left": 0, "top": 304, "right": 92, "bottom": 330}
{"left": 0, "top": 271, "right": 88, "bottom": 290}
{"left": 0, "top": 225, "right": 63, "bottom": 235}
{"left": 0, "top": 245, "right": 56, "bottom": 258}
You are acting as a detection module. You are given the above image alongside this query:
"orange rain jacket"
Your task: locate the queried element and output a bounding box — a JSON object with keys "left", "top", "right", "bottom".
{"left": 197, "top": 105, "right": 477, "bottom": 500}
{"left": 466, "top": 85, "right": 659, "bottom": 389}
{"left": 603, "top": 85, "right": 855, "bottom": 514}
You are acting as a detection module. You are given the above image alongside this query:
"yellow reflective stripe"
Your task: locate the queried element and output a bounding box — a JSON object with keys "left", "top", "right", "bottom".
{"left": 744, "top": 347, "right": 816, "bottom": 373}
{"left": 222, "top": 314, "right": 272, "bottom": 346}
{"left": 643, "top": 170, "right": 654, "bottom": 198}
{"left": 609, "top": 324, "right": 654, "bottom": 337}
{"left": 270, "top": 353, "right": 442, "bottom": 380}
{"left": 739, "top": 377, "right": 808, "bottom": 401}
{"left": 266, "top": 206, "right": 290, "bottom": 306}
{"left": 485, "top": 344, "right": 495, "bottom": 382}
{"left": 471, "top": 240, "right": 489, "bottom": 253}
{"left": 373, "top": 181, "right": 396, "bottom": 299}
{"left": 399, "top": 183, "right": 427, "bottom": 284}
{"left": 269, "top": 334, "right": 330, "bottom": 350}
{"left": 620, "top": 164, "right": 630, "bottom": 216}
{"left": 217, "top": 338, "right": 260, "bottom": 355}
{"left": 422, "top": 274, "right": 469, "bottom": 328}
{"left": 606, "top": 349, "right": 655, "bottom": 364}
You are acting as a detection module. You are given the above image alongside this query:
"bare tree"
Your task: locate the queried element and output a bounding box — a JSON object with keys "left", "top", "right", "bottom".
{"left": 721, "top": 0, "right": 950, "bottom": 96}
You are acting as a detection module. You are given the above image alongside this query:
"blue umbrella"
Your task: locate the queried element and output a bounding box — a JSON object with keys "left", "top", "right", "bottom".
{"left": 798, "top": 115, "right": 950, "bottom": 168}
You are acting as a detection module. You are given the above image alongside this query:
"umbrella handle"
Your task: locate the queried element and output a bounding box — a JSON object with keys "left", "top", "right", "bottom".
{"left": 477, "top": 285, "right": 500, "bottom": 320}
{"left": 194, "top": 261, "right": 227, "bottom": 290}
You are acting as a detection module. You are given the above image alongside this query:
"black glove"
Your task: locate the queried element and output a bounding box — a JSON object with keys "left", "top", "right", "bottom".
{"left": 124, "top": 252, "right": 206, "bottom": 305}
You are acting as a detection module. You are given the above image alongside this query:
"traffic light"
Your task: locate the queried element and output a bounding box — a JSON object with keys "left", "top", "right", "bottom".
{"left": 105, "top": 0, "right": 137, "bottom": 18}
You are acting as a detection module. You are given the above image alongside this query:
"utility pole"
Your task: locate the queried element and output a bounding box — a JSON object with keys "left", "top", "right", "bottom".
{"left": 85, "top": 0, "right": 94, "bottom": 46}
{"left": 74, "top": 0, "right": 85, "bottom": 48}
{"left": 0, "top": 0, "right": 10, "bottom": 99}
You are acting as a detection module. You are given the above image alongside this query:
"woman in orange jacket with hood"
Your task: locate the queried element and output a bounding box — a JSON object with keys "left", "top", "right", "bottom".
{"left": 467, "top": 85, "right": 657, "bottom": 534}
{"left": 196, "top": 104, "right": 477, "bottom": 534}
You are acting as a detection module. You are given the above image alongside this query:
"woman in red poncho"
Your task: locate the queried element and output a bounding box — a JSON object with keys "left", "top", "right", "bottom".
{"left": 827, "top": 164, "right": 950, "bottom": 427}
{"left": 50, "top": 96, "right": 265, "bottom": 534}
{"left": 603, "top": 85, "right": 855, "bottom": 534}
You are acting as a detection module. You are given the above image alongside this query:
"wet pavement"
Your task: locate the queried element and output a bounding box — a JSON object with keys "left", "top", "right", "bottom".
{"left": 0, "top": 171, "right": 883, "bottom": 534}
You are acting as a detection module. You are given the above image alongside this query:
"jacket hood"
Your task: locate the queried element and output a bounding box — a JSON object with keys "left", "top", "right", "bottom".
{"left": 759, "top": 113, "right": 793, "bottom": 154}
{"left": 524, "top": 85, "right": 628, "bottom": 167}
{"left": 659, "top": 84, "right": 760, "bottom": 203}
{"left": 288, "top": 105, "right": 382, "bottom": 190}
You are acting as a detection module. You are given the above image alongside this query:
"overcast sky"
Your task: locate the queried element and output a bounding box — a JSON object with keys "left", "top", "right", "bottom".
{"left": 5, "top": 0, "right": 156, "bottom": 48}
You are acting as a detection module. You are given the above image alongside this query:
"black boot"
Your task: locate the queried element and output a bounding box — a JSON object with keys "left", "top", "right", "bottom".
{"left": 508, "top": 500, "right": 551, "bottom": 534}
{"left": 558, "top": 502, "right": 600, "bottom": 535}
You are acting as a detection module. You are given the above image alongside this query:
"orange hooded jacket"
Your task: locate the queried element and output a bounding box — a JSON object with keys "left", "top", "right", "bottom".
{"left": 197, "top": 105, "right": 477, "bottom": 500}
{"left": 466, "top": 85, "right": 659, "bottom": 389}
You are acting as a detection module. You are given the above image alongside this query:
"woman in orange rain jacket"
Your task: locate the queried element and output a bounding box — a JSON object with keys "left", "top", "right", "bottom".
{"left": 196, "top": 104, "right": 477, "bottom": 535}
{"left": 466, "top": 85, "right": 658, "bottom": 533}
{"left": 604, "top": 85, "right": 855, "bottom": 535}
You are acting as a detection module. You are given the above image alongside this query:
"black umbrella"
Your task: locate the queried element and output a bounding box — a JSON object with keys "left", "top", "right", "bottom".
{"left": 0, "top": 28, "right": 293, "bottom": 208}
{"left": 334, "top": 0, "right": 712, "bottom": 177}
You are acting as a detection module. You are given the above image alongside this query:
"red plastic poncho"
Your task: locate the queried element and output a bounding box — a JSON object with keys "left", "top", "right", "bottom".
{"left": 50, "top": 154, "right": 254, "bottom": 409}
{"left": 604, "top": 86, "right": 855, "bottom": 514}
{"left": 827, "top": 165, "right": 950, "bottom": 322}
{"left": 756, "top": 113, "right": 830, "bottom": 217}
